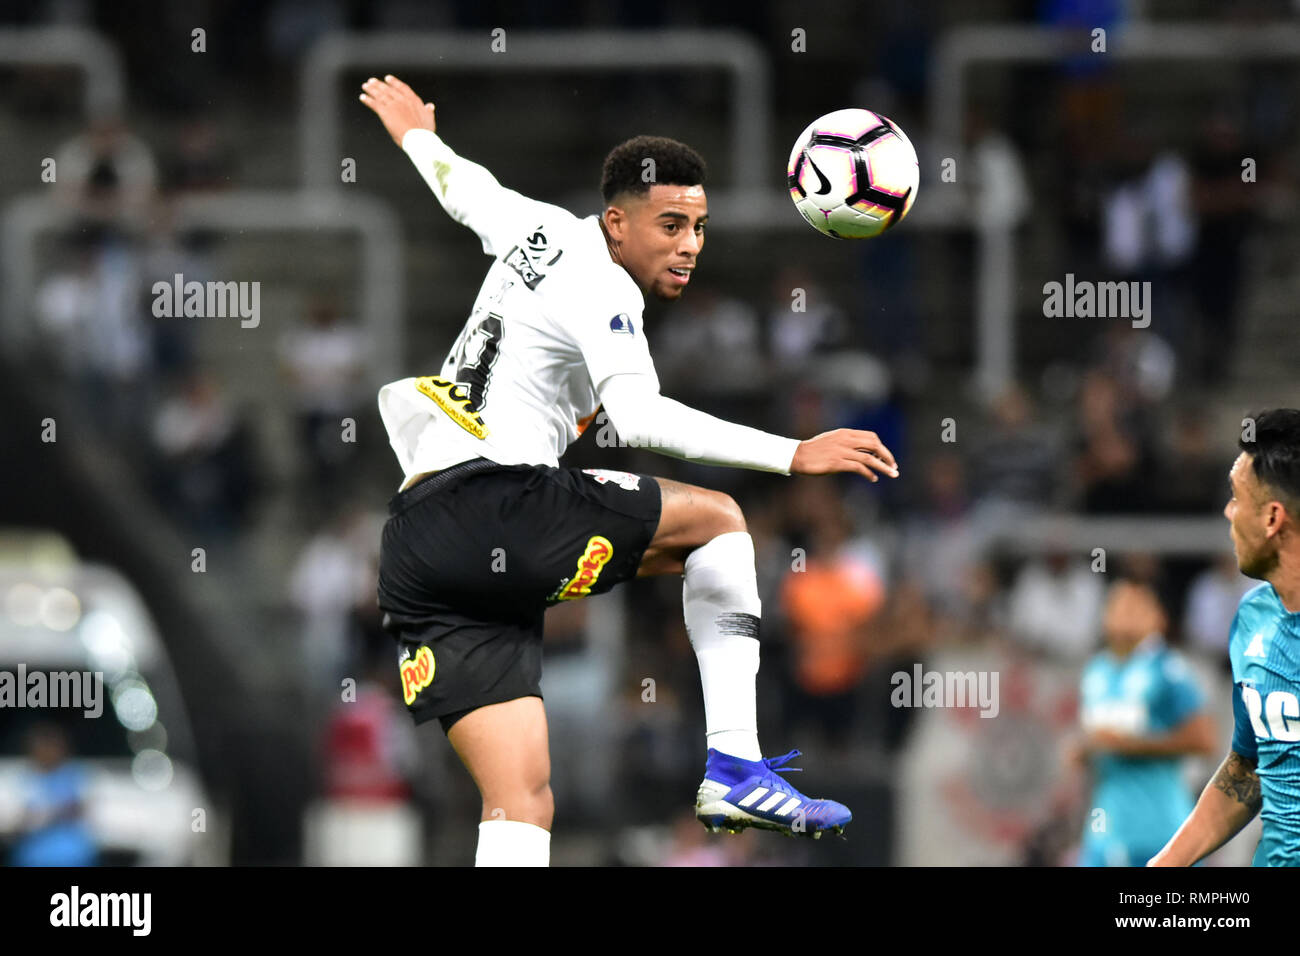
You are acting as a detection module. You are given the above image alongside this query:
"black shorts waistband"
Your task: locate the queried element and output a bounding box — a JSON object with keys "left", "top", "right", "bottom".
{"left": 388, "top": 458, "right": 512, "bottom": 515}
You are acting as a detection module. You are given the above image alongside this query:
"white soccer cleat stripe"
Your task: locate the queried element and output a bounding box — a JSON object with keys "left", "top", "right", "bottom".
{"left": 774, "top": 797, "right": 801, "bottom": 817}
{"left": 757, "top": 792, "right": 787, "bottom": 813}
{"left": 737, "top": 787, "right": 768, "bottom": 808}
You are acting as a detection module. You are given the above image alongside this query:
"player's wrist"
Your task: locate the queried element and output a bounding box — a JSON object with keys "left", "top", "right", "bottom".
{"left": 775, "top": 436, "right": 801, "bottom": 475}
{"left": 401, "top": 127, "right": 441, "bottom": 152}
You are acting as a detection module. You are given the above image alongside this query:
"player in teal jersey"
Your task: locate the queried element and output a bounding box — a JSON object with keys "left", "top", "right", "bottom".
{"left": 1076, "top": 579, "right": 1216, "bottom": 866}
{"left": 1151, "top": 409, "right": 1300, "bottom": 866}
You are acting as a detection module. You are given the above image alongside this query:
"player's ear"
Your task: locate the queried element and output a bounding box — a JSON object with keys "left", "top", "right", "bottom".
{"left": 603, "top": 204, "right": 628, "bottom": 240}
{"left": 1264, "top": 499, "right": 1286, "bottom": 537}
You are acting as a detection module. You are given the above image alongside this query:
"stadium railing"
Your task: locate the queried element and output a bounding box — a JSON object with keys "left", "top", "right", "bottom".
{"left": 0, "top": 26, "right": 125, "bottom": 117}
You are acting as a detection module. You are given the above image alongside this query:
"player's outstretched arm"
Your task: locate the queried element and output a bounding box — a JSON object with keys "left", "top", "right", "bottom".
{"left": 1147, "top": 749, "right": 1261, "bottom": 866}
{"left": 1082, "top": 712, "right": 1218, "bottom": 759}
{"left": 359, "top": 74, "right": 541, "bottom": 256}
{"left": 597, "top": 374, "right": 898, "bottom": 479}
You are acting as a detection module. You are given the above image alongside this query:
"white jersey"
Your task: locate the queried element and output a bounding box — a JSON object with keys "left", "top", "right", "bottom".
{"left": 379, "top": 129, "right": 799, "bottom": 491}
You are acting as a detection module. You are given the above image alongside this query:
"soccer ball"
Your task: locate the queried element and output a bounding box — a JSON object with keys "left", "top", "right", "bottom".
{"left": 787, "top": 108, "right": 919, "bottom": 239}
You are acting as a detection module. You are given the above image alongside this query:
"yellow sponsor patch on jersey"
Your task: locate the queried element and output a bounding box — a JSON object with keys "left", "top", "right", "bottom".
{"left": 415, "top": 375, "right": 490, "bottom": 439}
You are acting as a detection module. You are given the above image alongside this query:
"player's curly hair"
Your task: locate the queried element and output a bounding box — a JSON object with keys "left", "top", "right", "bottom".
{"left": 1240, "top": 408, "right": 1300, "bottom": 508}
{"left": 601, "top": 135, "right": 706, "bottom": 205}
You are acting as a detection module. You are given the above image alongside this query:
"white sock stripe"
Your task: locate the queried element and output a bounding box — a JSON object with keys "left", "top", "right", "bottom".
{"left": 774, "top": 797, "right": 801, "bottom": 817}
{"left": 737, "top": 786, "right": 768, "bottom": 808}
{"left": 757, "top": 791, "right": 787, "bottom": 813}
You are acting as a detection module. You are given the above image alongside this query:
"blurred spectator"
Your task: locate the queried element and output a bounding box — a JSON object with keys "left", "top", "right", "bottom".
{"left": 1040, "top": 0, "right": 1126, "bottom": 272}
{"left": 900, "top": 453, "right": 981, "bottom": 620}
{"left": 779, "top": 480, "right": 887, "bottom": 746}
{"left": 139, "top": 218, "right": 219, "bottom": 381}
{"left": 1099, "top": 137, "right": 1196, "bottom": 361}
{"left": 617, "top": 614, "right": 702, "bottom": 823}
{"left": 321, "top": 661, "right": 417, "bottom": 800}
{"left": 150, "top": 369, "right": 259, "bottom": 534}
{"left": 1184, "top": 554, "right": 1255, "bottom": 661}
{"left": 8, "top": 724, "right": 98, "bottom": 867}
{"left": 767, "top": 267, "right": 852, "bottom": 373}
{"left": 35, "top": 227, "right": 153, "bottom": 437}
{"left": 868, "top": 577, "right": 940, "bottom": 752}
{"left": 306, "top": 664, "right": 422, "bottom": 866}
{"left": 540, "top": 597, "right": 622, "bottom": 818}
{"left": 1071, "top": 579, "right": 1215, "bottom": 866}
{"left": 1071, "top": 370, "right": 1157, "bottom": 513}
{"left": 1006, "top": 550, "right": 1105, "bottom": 661}
{"left": 1101, "top": 146, "right": 1192, "bottom": 276}
{"left": 969, "top": 384, "right": 1062, "bottom": 515}
{"left": 161, "top": 119, "right": 235, "bottom": 194}
{"left": 839, "top": 373, "right": 908, "bottom": 515}
{"left": 1187, "top": 112, "right": 1259, "bottom": 383}
{"left": 53, "top": 117, "right": 158, "bottom": 225}
{"left": 289, "top": 506, "right": 381, "bottom": 698}
{"left": 277, "top": 297, "right": 368, "bottom": 513}
{"left": 1089, "top": 325, "right": 1176, "bottom": 407}
{"left": 1152, "top": 405, "right": 1230, "bottom": 514}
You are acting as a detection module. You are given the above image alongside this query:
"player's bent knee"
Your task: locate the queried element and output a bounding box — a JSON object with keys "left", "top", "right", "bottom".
{"left": 687, "top": 488, "right": 746, "bottom": 543}
{"left": 482, "top": 781, "right": 553, "bottom": 828}
{"left": 711, "top": 492, "right": 747, "bottom": 536}
{"left": 481, "top": 772, "right": 552, "bottom": 814}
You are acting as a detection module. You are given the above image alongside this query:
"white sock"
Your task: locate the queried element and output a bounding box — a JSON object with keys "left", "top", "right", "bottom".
{"left": 474, "top": 819, "right": 551, "bottom": 867}
{"left": 683, "top": 531, "right": 763, "bottom": 762}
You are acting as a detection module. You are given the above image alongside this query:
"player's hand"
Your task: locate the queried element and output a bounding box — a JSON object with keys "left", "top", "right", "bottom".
{"left": 359, "top": 74, "right": 436, "bottom": 146}
{"left": 790, "top": 428, "right": 898, "bottom": 482}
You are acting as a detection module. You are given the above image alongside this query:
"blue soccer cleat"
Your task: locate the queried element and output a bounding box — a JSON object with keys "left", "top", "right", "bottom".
{"left": 695, "top": 748, "right": 851, "bottom": 838}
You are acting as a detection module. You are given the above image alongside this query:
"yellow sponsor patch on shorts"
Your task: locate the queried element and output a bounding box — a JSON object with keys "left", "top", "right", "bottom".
{"left": 399, "top": 645, "right": 436, "bottom": 705}
{"left": 553, "top": 535, "right": 614, "bottom": 601}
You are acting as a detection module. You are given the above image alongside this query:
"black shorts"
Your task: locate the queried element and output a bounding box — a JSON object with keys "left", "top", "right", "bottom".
{"left": 377, "top": 458, "right": 662, "bottom": 732}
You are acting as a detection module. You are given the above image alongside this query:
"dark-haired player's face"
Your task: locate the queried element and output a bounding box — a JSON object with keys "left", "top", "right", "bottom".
{"left": 1102, "top": 582, "right": 1165, "bottom": 654}
{"left": 1226, "top": 452, "right": 1279, "bottom": 579}
{"left": 604, "top": 184, "right": 707, "bottom": 301}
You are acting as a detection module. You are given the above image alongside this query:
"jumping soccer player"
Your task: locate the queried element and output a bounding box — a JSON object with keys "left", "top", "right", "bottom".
{"left": 360, "top": 75, "right": 899, "bottom": 866}
{"left": 1150, "top": 408, "right": 1300, "bottom": 867}
{"left": 1074, "top": 578, "right": 1216, "bottom": 867}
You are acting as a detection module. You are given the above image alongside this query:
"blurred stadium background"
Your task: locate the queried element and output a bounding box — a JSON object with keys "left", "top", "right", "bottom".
{"left": 1, "top": 0, "right": 1297, "bottom": 866}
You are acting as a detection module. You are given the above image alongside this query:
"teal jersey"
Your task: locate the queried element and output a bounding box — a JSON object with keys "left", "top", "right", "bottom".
{"left": 1079, "top": 635, "right": 1203, "bottom": 865}
{"left": 1228, "top": 582, "right": 1300, "bottom": 866}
